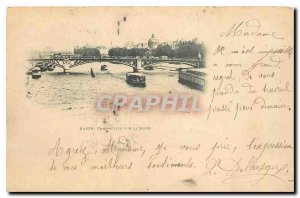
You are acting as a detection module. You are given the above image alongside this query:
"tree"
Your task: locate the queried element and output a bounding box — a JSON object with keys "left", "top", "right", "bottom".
{"left": 74, "top": 47, "right": 100, "bottom": 57}
{"left": 107, "top": 40, "right": 206, "bottom": 60}
{"left": 154, "top": 44, "right": 172, "bottom": 57}
{"left": 176, "top": 41, "right": 205, "bottom": 59}
{"left": 108, "top": 47, "right": 148, "bottom": 58}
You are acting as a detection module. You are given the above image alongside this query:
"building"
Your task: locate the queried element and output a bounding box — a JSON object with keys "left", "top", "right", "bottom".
{"left": 159, "top": 40, "right": 179, "bottom": 50}
{"left": 124, "top": 41, "right": 135, "bottom": 49}
{"left": 97, "top": 46, "right": 109, "bottom": 57}
{"left": 148, "top": 34, "right": 159, "bottom": 49}
{"left": 135, "top": 42, "right": 148, "bottom": 49}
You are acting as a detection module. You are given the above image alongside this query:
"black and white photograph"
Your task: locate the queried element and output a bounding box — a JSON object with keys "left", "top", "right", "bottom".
{"left": 1, "top": 1, "right": 297, "bottom": 195}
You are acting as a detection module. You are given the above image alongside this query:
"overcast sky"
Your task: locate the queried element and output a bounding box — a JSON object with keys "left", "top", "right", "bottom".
{"left": 9, "top": 7, "right": 209, "bottom": 52}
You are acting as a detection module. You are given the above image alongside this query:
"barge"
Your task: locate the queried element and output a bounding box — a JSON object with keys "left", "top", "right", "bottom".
{"left": 178, "top": 68, "right": 206, "bottom": 91}
{"left": 125, "top": 72, "right": 146, "bottom": 87}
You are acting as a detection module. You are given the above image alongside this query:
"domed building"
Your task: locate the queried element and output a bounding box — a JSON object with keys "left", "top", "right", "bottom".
{"left": 148, "top": 34, "right": 159, "bottom": 49}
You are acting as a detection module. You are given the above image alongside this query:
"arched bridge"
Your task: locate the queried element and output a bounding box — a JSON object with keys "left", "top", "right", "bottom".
{"left": 28, "top": 55, "right": 204, "bottom": 72}
{"left": 141, "top": 58, "right": 203, "bottom": 68}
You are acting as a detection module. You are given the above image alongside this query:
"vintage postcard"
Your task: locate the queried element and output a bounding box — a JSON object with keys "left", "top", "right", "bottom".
{"left": 7, "top": 7, "right": 294, "bottom": 192}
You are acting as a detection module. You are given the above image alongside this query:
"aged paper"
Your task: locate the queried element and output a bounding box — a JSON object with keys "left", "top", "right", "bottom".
{"left": 7, "top": 7, "right": 294, "bottom": 192}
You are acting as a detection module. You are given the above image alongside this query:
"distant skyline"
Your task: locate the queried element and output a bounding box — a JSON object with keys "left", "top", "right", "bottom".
{"left": 39, "top": 36, "right": 203, "bottom": 53}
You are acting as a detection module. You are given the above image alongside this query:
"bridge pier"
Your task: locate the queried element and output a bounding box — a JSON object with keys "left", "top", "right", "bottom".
{"left": 62, "top": 66, "right": 70, "bottom": 73}
{"left": 133, "top": 58, "right": 141, "bottom": 73}
{"left": 133, "top": 67, "right": 138, "bottom": 73}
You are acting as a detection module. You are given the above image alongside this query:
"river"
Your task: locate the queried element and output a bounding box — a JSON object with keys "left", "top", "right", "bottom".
{"left": 26, "top": 62, "right": 204, "bottom": 117}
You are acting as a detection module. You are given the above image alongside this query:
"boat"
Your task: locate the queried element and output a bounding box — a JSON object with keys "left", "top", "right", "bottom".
{"left": 32, "top": 67, "right": 41, "bottom": 72}
{"left": 47, "top": 63, "right": 55, "bottom": 71}
{"left": 32, "top": 73, "right": 42, "bottom": 79}
{"left": 37, "top": 62, "right": 48, "bottom": 72}
{"left": 125, "top": 72, "right": 146, "bottom": 87}
{"left": 101, "top": 65, "right": 108, "bottom": 71}
{"left": 40, "top": 66, "right": 47, "bottom": 72}
{"left": 31, "top": 67, "right": 41, "bottom": 79}
{"left": 144, "top": 65, "right": 154, "bottom": 70}
{"left": 35, "top": 62, "right": 43, "bottom": 67}
{"left": 178, "top": 68, "right": 206, "bottom": 91}
{"left": 47, "top": 66, "right": 55, "bottom": 71}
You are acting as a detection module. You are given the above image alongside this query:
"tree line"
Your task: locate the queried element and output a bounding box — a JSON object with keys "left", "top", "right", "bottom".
{"left": 108, "top": 41, "right": 206, "bottom": 59}
{"left": 74, "top": 47, "right": 100, "bottom": 57}
{"left": 108, "top": 48, "right": 148, "bottom": 58}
